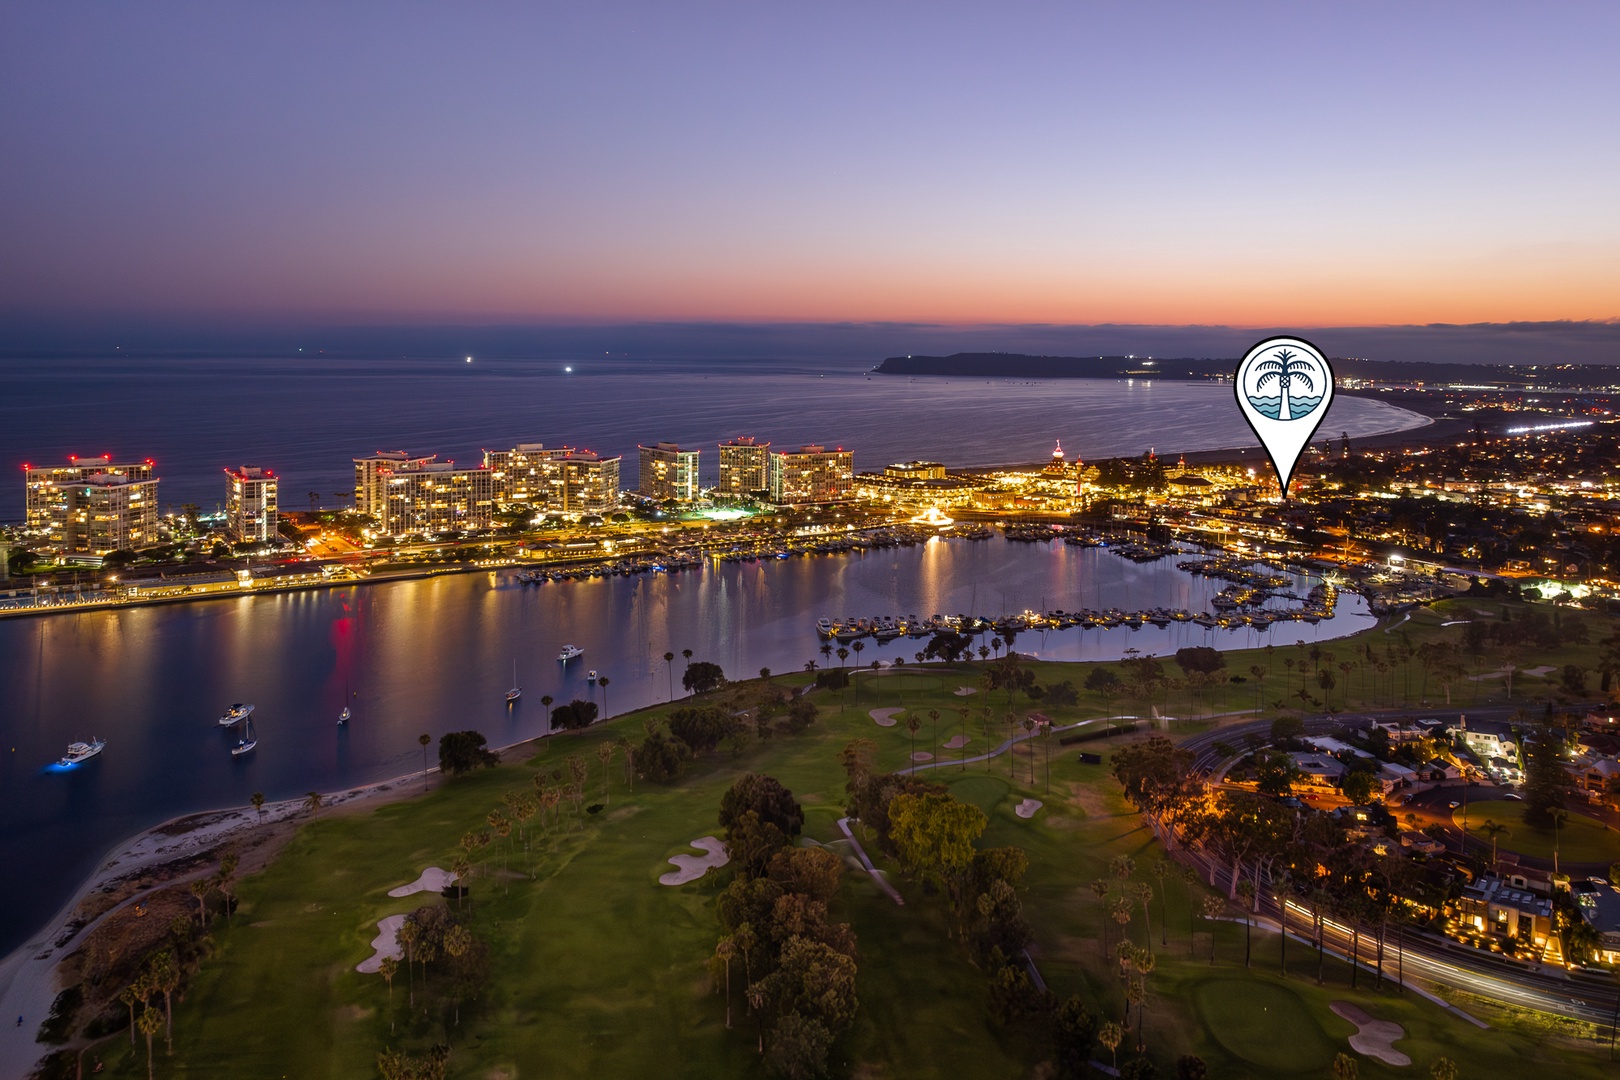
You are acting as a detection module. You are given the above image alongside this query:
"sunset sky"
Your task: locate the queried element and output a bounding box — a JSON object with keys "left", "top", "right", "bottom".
{"left": 2, "top": 3, "right": 1617, "bottom": 329}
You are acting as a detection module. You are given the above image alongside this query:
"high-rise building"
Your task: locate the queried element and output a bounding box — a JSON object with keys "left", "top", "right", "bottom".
{"left": 353, "top": 451, "right": 436, "bottom": 519}
{"left": 638, "top": 442, "right": 700, "bottom": 502}
{"left": 717, "top": 437, "right": 770, "bottom": 496}
{"left": 225, "top": 466, "right": 279, "bottom": 542}
{"left": 23, "top": 456, "right": 158, "bottom": 554}
{"left": 768, "top": 445, "right": 854, "bottom": 505}
{"left": 375, "top": 461, "right": 495, "bottom": 535}
{"left": 484, "top": 443, "right": 572, "bottom": 506}
{"left": 557, "top": 451, "right": 621, "bottom": 515}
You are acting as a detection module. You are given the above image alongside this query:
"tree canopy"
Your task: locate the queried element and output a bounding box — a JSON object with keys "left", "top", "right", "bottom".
{"left": 437, "top": 731, "right": 498, "bottom": 776}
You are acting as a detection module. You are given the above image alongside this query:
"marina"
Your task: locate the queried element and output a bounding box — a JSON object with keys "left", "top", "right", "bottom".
{"left": 0, "top": 534, "right": 1370, "bottom": 959}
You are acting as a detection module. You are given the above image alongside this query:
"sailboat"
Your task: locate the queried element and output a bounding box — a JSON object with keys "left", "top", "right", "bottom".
{"left": 231, "top": 715, "right": 258, "bottom": 756}
{"left": 338, "top": 679, "right": 352, "bottom": 725}
{"left": 505, "top": 660, "right": 522, "bottom": 704}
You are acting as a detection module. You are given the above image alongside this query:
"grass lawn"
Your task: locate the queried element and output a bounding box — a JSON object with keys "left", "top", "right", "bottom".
{"left": 1460, "top": 800, "right": 1620, "bottom": 864}
{"left": 74, "top": 601, "right": 1620, "bottom": 1079}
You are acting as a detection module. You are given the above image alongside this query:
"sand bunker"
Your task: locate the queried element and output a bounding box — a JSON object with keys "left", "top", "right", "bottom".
{"left": 910, "top": 751, "right": 934, "bottom": 762}
{"left": 357, "top": 914, "right": 407, "bottom": 973}
{"left": 870, "top": 708, "right": 902, "bottom": 727}
{"left": 1330, "top": 1002, "right": 1410, "bottom": 1066}
{"left": 953, "top": 687, "right": 977, "bottom": 696}
{"left": 388, "top": 867, "right": 457, "bottom": 898}
{"left": 1014, "top": 798, "right": 1043, "bottom": 819}
{"left": 943, "top": 734, "right": 971, "bottom": 749}
{"left": 659, "top": 836, "right": 729, "bottom": 885}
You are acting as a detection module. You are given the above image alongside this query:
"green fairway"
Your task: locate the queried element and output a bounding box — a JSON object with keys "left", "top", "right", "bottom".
{"left": 1195, "top": 978, "right": 1338, "bottom": 1073}
{"left": 1461, "top": 800, "right": 1620, "bottom": 864}
{"left": 70, "top": 609, "right": 1620, "bottom": 1078}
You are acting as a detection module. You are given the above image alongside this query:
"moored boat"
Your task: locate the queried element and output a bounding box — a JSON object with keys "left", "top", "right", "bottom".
{"left": 57, "top": 738, "right": 106, "bottom": 766}
{"left": 219, "top": 703, "right": 254, "bottom": 727}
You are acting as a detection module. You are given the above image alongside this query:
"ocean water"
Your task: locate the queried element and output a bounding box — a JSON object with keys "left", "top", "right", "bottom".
{"left": 0, "top": 355, "right": 1426, "bottom": 517}
{"left": 0, "top": 353, "right": 1421, "bottom": 958}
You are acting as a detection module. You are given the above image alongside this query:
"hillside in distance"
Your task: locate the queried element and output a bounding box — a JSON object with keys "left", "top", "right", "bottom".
{"left": 876, "top": 352, "right": 1620, "bottom": 388}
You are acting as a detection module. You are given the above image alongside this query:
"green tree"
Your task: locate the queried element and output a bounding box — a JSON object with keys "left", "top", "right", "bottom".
{"left": 1522, "top": 720, "right": 1571, "bottom": 827}
{"left": 1053, "top": 995, "right": 1100, "bottom": 1080}
{"left": 137, "top": 1004, "right": 163, "bottom": 1078}
{"left": 1341, "top": 770, "right": 1377, "bottom": 806}
{"left": 1332, "top": 1051, "right": 1360, "bottom": 1080}
{"left": 683, "top": 660, "right": 726, "bottom": 695}
{"left": 764, "top": 1011, "right": 834, "bottom": 1080}
{"left": 1430, "top": 1057, "right": 1458, "bottom": 1080}
{"left": 1099, "top": 1020, "right": 1123, "bottom": 1070}
{"left": 438, "top": 731, "right": 499, "bottom": 775}
{"left": 888, "top": 792, "right": 988, "bottom": 913}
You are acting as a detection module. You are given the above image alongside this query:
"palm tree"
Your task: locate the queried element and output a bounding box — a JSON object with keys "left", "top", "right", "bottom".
{"left": 682, "top": 648, "right": 693, "bottom": 671}
{"left": 304, "top": 790, "right": 323, "bottom": 819}
{"left": 378, "top": 955, "right": 399, "bottom": 1032}
{"left": 1235, "top": 879, "right": 1255, "bottom": 967}
{"left": 928, "top": 709, "right": 940, "bottom": 762}
{"left": 119, "top": 983, "right": 141, "bottom": 1046}
{"left": 597, "top": 741, "right": 616, "bottom": 802}
{"left": 1150, "top": 861, "right": 1170, "bottom": 948}
{"left": 1202, "top": 894, "right": 1225, "bottom": 964}
{"left": 1252, "top": 347, "right": 1317, "bottom": 420}
{"left": 664, "top": 652, "right": 676, "bottom": 700}
{"left": 1022, "top": 717, "right": 1036, "bottom": 782}
{"left": 957, "top": 707, "right": 970, "bottom": 771}
{"left": 149, "top": 950, "right": 178, "bottom": 1052}
{"left": 1481, "top": 819, "right": 1510, "bottom": 870}
{"left": 188, "top": 878, "right": 211, "bottom": 928}
{"left": 218, "top": 848, "right": 240, "bottom": 926}
{"left": 419, "top": 733, "right": 432, "bottom": 786}
{"left": 541, "top": 694, "right": 554, "bottom": 727}
{"left": 851, "top": 640, "right": 865, "bottom": 698}
{"left": 906, "top": 714, "right": 921, "bottom": 764}
{"left": 716, "top": 936, "right": 737, "bottom": 1029}
{"left": 138, "top": 1005, "right": 162, "bottom": 1080}
{"left": 1091, "top": 878, "right": 1112, "bottom": 956}
{"left": 598, "top": 675, "right": 611, "bottom": 717}
{"left": 250, "top": 791, "right": 265, "bottom": 821}
{"left": 1099, "top": 1020, "right": 1123, "bottom": 1071}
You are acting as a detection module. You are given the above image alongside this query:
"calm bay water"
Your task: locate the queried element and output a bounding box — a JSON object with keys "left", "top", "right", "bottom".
{"left": 0, "top": 537, "right": 1368, "bottom": 956}
{"left": 0, "top": 354, "right": 1426, "bottom": 516}
{"left": 0, "top": 355, "right": 1412, "bottom": 955}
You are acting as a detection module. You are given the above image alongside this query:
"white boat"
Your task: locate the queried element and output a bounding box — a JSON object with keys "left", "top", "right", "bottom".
{"left": 816, "top": 617, "right": 835, "bottom": 637}
{"left": 339, "top": 679, "right": 352, "bottom": 725}
{"left": 231, "top": 717, "right": 257, "bottom": 756}
{"left": 506, "top": 659, "right": 522, "bottom": 703}
{"left": 57, "top": 738, "right": 105, "bottom": 766}
{"left": 587, "top": 669, "right": 599, "bottom": 683}
{"left": 338, "top": 705, "right": 351, "bottom": 725}
{"left": 218, "top": 703, "right": 254, "bottom": 727}
{"left": 557, "top": 644, "right": 583, "bottom": 662}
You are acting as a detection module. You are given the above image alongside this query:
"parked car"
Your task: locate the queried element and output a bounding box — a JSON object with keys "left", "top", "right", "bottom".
{"left": 1503, "top": 792, "right": 1523, "bottom": 801}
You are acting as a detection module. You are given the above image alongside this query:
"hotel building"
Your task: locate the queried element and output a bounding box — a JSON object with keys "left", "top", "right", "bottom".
{"left": 23, "top": 456, "right": 159, "bottom": 554}
{"left": 225, "top": 466, "right": 279, "bottom": 543}
{"left": 768, "top": 445, "right": 854, "bottom": 505}
{"left": 717, "top": 437, "right": 770, "bottom": 496}
{"left": 557, "top": 451, "right": 621, "bottom": 515}
{"left": 374, "top": 461, "right": 495, "bottom": 536}
{"left": 638, "top": 442, "right": 700, "bottom": 503}
{"left": 484, "top": 443, "right": 572, "bottom": 506}
{"left": 354, "top": 451, "right": 436, "bottom": 519}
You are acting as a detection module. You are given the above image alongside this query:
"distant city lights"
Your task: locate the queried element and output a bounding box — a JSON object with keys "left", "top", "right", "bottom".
{"left": 1505, "top": 420, "right": 1593, "bottom": 434}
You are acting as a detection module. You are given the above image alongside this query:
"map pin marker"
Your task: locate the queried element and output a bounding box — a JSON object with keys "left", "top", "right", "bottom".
{"left": 1235, "top": 335, "right": 1335, "bottom": 498}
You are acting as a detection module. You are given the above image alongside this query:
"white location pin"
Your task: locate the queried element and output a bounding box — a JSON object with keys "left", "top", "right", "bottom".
{"left": 1234, "top": 335, "right": 1334, "bottom": 498}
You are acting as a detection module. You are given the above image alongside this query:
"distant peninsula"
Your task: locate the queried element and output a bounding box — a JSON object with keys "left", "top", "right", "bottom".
{"left": 875, "top": 352, "right": 1620, "bottom": 388}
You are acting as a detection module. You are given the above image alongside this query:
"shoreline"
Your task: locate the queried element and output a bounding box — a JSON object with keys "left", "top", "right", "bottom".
{"left": 0, "top": 730, "right": 555, "bottom": 1080}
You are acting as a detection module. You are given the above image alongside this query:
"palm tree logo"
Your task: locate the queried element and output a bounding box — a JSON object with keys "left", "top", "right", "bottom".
{"left": 1246, "top": 348, "right": 1323, "bottom": 421}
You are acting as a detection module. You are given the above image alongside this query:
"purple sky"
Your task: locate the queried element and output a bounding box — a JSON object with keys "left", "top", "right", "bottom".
{"left": 2, "top": 3, "right": 1617, "bottom": 332}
